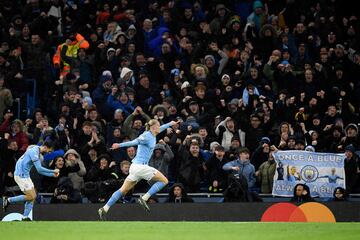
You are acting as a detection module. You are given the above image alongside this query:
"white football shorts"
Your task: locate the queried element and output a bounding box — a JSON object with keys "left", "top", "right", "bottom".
{"left": 14, "top": 176, "right": 35, "bottom": 192}
{"left": 126, "top": 163, "right": 158, "bottom": 182}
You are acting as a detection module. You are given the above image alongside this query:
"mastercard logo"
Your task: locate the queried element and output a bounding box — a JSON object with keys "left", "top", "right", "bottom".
{"left": 261, "top": 202, "right": 336, "bottom": 222}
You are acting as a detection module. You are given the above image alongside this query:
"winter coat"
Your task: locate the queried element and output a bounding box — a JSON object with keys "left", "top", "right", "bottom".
{"left": 251, "top": 146, "right": 269, "bottom": 171}
{"left": 177, "top": 146, "right": 205, "bottom": 192}
{"left": 42, "top": 158, "right": 81, "bottom": 192}
{"left": 92, "top": 76, "right": 112, "bottom": 119}
{"left": 257, "top": 160, "right": 276, "bottom": 193}
{"left": 215, "top": 120, "right": 245, "bottom": 151}
{"left": 64, "top": 149, "right": 87, "bottom": 190}
{"left": 106, "top": 94, "right": 135, "bottom": 116}
{"left": 149, "top": 144, "right": 174, "bottom": 177}
{"left": 223, "top": 159, "right": 256, "bottom": 188}
{"left": 205, "top": 154, "right": 229, "bottom": 189}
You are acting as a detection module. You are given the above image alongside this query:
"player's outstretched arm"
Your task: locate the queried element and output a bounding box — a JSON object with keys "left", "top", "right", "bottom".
{"left": 33, "top": 160, "right": 57, "bottom": 177}
{"left": 111, "top": 138, "right": 140, "bottom": 150}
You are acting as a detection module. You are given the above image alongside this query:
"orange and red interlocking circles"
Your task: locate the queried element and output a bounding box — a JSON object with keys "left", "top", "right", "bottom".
{"left": 261, "top": 202, "right": 336, "bottom": 222}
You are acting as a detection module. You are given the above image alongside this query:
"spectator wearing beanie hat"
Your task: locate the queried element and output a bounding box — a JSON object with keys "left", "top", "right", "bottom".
{"left": 225, "top": 136, "right": 242, "bottom": 161}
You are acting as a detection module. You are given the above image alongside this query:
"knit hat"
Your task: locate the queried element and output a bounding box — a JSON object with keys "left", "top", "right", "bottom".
{"left": 221, "top": 74, "right": 230, "bottom": 81}
{"left": 260, "top": 136, "right": 271, "bottom": 145}
{"left": 228, "top": 98, "right": 239, "bottom": 106}
{"left": 82, "top": 96, "right": 93, "bottom": 106}
{"left": 181, "top": 81, "right": 191, "bottom": 90}
{"left": 204, "top": 54, "right": 215, "bottom": 63}
{"left": 280, "top": 60, "right": 290, "bottom": 65}
{"left": 253, "top": 1, "right": 264, "bottom": 10}
{"left": 305, "top": 145, "right": 315, "bottom": 152}
{"left": 227, "top": 15, "right": 241, "bottom": 28}
{"left": 210, "top": 141, "right": 220, "bottom": 150}
{"left": 345, "top": 144, "right": 355, "bottom": 153}
{"left": 107, "top": 48, "right": 116, "bottom": 54}
{"left": 102, "top": 70, "right": 112, "bottom": 77}
{"left": 127, "top": 24, "right": 136, "bottom": 31}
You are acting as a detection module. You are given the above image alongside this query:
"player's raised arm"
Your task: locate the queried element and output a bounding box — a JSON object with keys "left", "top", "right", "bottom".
{"left": 160, "top": 120, "right": 179, "bottom": 133}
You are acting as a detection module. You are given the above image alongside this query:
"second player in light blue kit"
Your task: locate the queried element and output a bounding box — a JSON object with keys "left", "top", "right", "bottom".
{"left": 98, "top": 119, "right": 178, "bottom": 220}
{"left": 2, "top": 140, "right": 59, "bottom": 220}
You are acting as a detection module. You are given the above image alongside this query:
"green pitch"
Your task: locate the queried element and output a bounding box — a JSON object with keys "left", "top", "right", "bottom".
{"left": 0, "top": 222, "right": 359, "bottom": 240}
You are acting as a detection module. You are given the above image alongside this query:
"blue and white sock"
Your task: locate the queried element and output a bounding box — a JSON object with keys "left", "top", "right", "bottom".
{"left": 142, "top": 181, "right": 166, "bottom": 201}
{"left": 23, "top": 201, "right": 33, "bottom": 217}
{"left": 103, "top": 190, "right": 122, "bottom": 212}
{"left": 8, "top": 195, "right": 26, "bottom": 203}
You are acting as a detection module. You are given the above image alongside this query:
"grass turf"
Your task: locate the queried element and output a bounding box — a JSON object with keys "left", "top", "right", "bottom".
{"left": 0, "top": 222, "right": 359, "bottom": 240}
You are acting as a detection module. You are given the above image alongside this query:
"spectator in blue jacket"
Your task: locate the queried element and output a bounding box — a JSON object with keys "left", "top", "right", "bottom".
{"left": 223, "top": 147, "right": 256, "bottom": 188}
{"left": 92, "top": 71, "right": 114, "bottom": 120}
{"left": 106, "top": 86, "right": 135, "bottom": 117}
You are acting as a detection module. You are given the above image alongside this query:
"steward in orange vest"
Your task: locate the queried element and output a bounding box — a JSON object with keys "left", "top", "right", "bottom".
{"left": 53, "top": 33, "right": 89, "bottom": 77}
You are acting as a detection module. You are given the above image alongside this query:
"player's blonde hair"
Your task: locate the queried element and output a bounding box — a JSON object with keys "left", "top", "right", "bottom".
{"left": 145, "top": 119, "right": 159, "bottom": 131}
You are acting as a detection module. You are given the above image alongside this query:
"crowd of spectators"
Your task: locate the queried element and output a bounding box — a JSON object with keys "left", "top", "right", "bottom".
{"left": 1, "top": 0, "right": 360, "bottom": 203}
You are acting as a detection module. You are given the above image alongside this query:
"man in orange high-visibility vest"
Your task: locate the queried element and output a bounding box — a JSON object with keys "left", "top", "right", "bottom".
{"left": 53, "top": 33, "right": 89, "bottom": 77}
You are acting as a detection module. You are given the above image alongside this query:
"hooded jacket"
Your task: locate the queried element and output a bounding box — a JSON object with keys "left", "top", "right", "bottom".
{"left": 92, "top": 75, "right": 113, "bottom": 119}
{"left": 119, "top": 67, "right": 135, "bottom": 86}
{"left": 149, "top": 143, "right": 174, "bottom": 177}
{"left": 64, "top": 149, "right": 86, "bottom": 190}
{"left": 215, "top": 119, "right": 245, "bottom": 151}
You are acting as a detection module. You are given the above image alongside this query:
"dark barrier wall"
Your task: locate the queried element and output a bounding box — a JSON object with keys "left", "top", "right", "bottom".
{"left": 2, "top": 203, "right": 360, "bottom": 221}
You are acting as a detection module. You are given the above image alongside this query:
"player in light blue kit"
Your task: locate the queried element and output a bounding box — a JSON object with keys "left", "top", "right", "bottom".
{"left": 2, "top": 140, "right": 59, "bottom": 220}
{"left": 98, "top": 119, "right": 178, "bottom": 220}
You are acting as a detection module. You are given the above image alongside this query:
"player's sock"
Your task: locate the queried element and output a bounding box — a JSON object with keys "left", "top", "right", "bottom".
{"left": 103, "top": 190, "right": 122, "bottom": 212}
{"left": 8, "top": 195, "right": 26, "bottom": 203}
{"left": 143, "top": 181, "right": 166, "bottom": 201}
{"left": 142, "top": 193, "right": 151, "bottom": 201}
{"left": 23, "top": 201, "right": 33, "bottom": 217}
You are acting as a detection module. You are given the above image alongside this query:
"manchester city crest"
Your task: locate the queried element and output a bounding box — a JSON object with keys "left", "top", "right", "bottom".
{"left": 300, "top": 165, "right": 319, "bottom": 182}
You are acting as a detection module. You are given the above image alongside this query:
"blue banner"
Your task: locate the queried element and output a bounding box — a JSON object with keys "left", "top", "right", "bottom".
{"left": 272, "top": 151, "right": 345, "bottom": 198}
